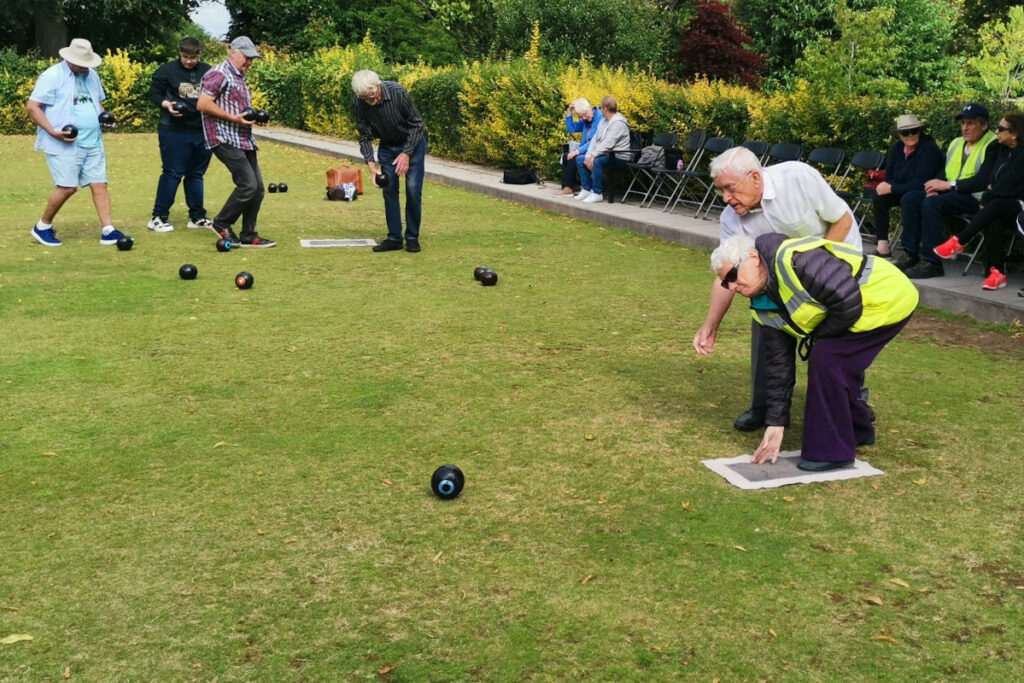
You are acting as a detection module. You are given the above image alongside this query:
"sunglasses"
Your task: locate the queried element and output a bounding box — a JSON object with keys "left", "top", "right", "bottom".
{"left": 720, "top": 263, "right": 740, "bottom": 289}
{"left": 898, "top": 128, "right": 923, "bottom": 137}
{"left": 996, "top": 125, "right": 1012, "bottom": 133}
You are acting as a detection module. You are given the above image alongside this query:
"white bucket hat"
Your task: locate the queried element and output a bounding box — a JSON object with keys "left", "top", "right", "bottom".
{"left": 59, "top": 39, "right": 102, "bottom": 69}
{"left": 893, "top": 114, "right": 926, "bottom": 133}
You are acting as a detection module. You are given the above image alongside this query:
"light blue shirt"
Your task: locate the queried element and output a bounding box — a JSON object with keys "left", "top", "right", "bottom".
{"left": 29, "top": 61, "right": 106, "bottom": 156}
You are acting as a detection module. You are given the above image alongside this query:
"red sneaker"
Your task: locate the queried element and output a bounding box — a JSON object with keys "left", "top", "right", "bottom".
{"left": 934, "top": 235, "right": 964, "bottom": 259}
{"left": 981, "top": 267, "right": 1007, "bottom": 290}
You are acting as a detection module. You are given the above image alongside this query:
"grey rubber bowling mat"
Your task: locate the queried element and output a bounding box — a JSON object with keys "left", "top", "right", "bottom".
{"left": 702, "top": 451, "right": 884, "bottom": 489}
{"left": 299, "top": 238, "right": 378, "bottom": 248}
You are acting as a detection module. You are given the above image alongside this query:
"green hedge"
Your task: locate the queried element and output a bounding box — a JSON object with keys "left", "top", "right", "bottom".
{"left": 1, "top": 45, "right": 1010, "bottom": 181}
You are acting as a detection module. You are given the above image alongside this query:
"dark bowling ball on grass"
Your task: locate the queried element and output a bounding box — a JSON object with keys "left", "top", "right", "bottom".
{"left": 473, "top": 266, "right": 490, "bottom": 281}
{"left": 98, "top": 111, "right": 116, "bottom": 126}
{"left": 179, "top": 264, "right": 198, "bottom": 280}
{"left": 277, "top": 182, "right": 288, "bottom": 193}
{"left": 375, "top": 173, "right": 389, "bottom": 188}
{"left": 216, "top": 237, "right": 232, "bottom": 252}
{"left": 61, "top": 124, "right": 78, "bottom": 140}
{"left": 253, "top": 109, "right": 270, "bottom": 125}
{"left": 241, "top": 107, "right": 257, "bottom": 122}
{"left": 267, "top": 183, "right": 278, "bottom": 193}
{"left": 431, "top": 465, "right": 465, "bottom": 499}
{"left": 235, "top": 271, "right": 254, "bottom": 290}
{"left": 115, "top": 236, "right": 134, "bottom": 251}
{"left": 479, "top": 269, "right": 498, "bottom": 286}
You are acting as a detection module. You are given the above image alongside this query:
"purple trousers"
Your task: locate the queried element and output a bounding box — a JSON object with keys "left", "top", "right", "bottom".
{"left": 801, "top": 316, "right": 911, "bottom": 462}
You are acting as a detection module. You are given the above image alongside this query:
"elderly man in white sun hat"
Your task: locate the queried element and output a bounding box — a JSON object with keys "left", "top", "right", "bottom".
{"left": 25, "top": 38, "right": 129, "bottom": 247}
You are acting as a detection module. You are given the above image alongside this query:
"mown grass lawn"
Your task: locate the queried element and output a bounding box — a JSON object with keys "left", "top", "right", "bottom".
{"left": 1, "top": 133, "right": 1023, "bottom": 681}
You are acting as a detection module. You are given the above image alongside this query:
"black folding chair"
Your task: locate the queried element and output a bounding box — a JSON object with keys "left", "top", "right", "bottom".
{"left": 766, "top": 142, "right": 803, "bottom": 164}
{"left": 643, "top": 129, "right": 706, "bottom": 209}
{"left": 664, "top": 136, "right": 735, "bottom": 216}
{"left": 620, "top": 132, "right": 679, "bottom": 205}
{"left": 835, "top": 150, "right": 886, "bottom": 238}
{"left": 806, "top": 147, "right": 846, "bottom": 188}
{"left": 741, "top": 140, "right": 770, "bottom": 164}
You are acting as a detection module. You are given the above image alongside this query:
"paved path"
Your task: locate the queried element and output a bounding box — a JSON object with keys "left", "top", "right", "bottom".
{"left": 256, "top": 127, "right": 1024, "bottom": 325}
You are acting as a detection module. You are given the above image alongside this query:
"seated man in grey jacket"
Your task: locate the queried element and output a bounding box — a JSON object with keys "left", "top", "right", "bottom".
{"left": 577, "top": 95, "right": 631, "bottom": 204}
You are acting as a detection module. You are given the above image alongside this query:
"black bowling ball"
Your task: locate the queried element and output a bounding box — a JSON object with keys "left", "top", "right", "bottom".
{"left": 235, "top": 271, "right": 254, "bottom": 289}
{"left": 216, "top": 238, "right": 232, "bottom": 252}
{"left": 241, "top": 107, "right": 257, "bottom": 122}
{"left": 115, "top": 236, "right": 134, "bottom": 251}
{"left": 479, "top": 270, "right": 498, "bottom": 286}
{"left": 171, "top": 101, "right": 187, "bottom": 114}
{"left": 268, "top": 183, "right": 278, "bottom": 193}
{"left": 473, "top": 266, "right": 490, "bottom": 281}
{"left": 375, "top": 173, "right": 389, "bottom": 188}
{"left": 98, "top": 111, "right": 116, "bottom": 126}
{"left": 431, "top": 465, "right": 465, "bottom": 499}
{"left": 179, "top": 264, "right": 198, "bottom": 280}
{"left": 253, "top": 109, "right": 270, "bottom": 124}
{"left": 61, "top": 124, "right": 78, "bottom": 140}
{"left": 277, "top": 182, "right": 288, "bottom": 193}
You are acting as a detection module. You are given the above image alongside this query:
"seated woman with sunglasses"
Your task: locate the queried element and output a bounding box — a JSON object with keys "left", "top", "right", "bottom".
{"left": 933, "top": 113, "right": 1024, "bottom": 290}
{"left": 711, "top": 233, "right": 918, "bottom": 471}
{"left": 871, "top": 114, "right": 944, "bottom": 258}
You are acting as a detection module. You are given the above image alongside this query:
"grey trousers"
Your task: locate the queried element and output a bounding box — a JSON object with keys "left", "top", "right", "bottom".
{"left": 211, "top": 144, "right": 264, "bottom": 239}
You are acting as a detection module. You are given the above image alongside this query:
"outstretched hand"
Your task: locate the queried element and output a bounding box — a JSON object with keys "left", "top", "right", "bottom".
{"left": 751, "top": 426, "right": 785, "bottom": 464}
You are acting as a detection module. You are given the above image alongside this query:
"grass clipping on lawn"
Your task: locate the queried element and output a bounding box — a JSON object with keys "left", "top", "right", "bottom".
{"left": 1, "top": 135, "right": 1023, "bottom": 680}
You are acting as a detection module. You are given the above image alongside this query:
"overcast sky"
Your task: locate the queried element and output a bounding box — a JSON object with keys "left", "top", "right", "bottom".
{"left": 190, "top": 1, "right": 230, "bottom": 40}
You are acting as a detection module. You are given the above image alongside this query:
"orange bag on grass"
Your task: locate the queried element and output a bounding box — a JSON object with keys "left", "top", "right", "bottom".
{"left": 326, "top": 167, "right": 363, "bottom": 195}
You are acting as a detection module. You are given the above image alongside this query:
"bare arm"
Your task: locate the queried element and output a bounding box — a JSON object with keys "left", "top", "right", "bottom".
{"left": 824, "top": 212, "right": 853, "bottom": 243}
{"left": 25, "top": 99, "right": 73, "bottom": 141}
{"left": 196, "top": 92, "right": 251, "bottom": 127}
{"left": 692, "top": 279, "right": 736, "bottom": 355}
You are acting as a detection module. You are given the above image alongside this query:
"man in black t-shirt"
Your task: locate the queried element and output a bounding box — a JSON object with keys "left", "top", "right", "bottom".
{"left": 147, "top": 37, "right": 213, "bottom": 233}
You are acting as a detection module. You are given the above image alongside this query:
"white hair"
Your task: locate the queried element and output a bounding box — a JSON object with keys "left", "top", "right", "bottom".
{"left": 709, "top": 146, "right": 762, "bottom": 181}
{"left": 710, "top": 235, "right": 756, "bottom": 273}
{"left": 351, "top": 70, "right": 382, "bottom": 96}
{"left": 572, "top": 98, "right": 591, "bottom": 116}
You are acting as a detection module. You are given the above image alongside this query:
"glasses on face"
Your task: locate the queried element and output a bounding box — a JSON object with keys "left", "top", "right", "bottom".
{"left": 996, "top": 125, "right": 1011, "bottom": 133}
{"left": 720, "top": 262, "right": 741, "bottom": 289}
{"left": 360, "top": 87, "right": 382, "bottom": 104}
{"left": 714, "top": 170, "right": 753, "bottom": 198}
{"left": 898, "top": 128, "right": 922, "bottom": 138}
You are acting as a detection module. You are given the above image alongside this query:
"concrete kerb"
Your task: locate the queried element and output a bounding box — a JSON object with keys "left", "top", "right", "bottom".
{"left": 256, "top": 127, "right": 1024, "bottom": 325}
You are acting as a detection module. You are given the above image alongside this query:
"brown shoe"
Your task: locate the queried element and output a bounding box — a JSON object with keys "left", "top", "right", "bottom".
{"left": 552, "top": 187, "right": 574, "bottom": 197}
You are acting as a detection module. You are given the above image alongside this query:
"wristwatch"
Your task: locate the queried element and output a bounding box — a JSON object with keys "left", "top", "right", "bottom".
{"left": 950, "top": 180, "right": 957, "bottom": 189}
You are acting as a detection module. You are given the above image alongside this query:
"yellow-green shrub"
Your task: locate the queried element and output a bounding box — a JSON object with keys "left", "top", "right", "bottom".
{"left": 301, "top": 36, "right": 386, "bottom": 137}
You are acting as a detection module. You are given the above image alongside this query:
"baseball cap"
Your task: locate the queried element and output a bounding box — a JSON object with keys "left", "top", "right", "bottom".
{"left": 229, "top": 36, "right": 260, "bottom": 59}
{"left": 956, "top": 103, "right": 989, "bottom": 121}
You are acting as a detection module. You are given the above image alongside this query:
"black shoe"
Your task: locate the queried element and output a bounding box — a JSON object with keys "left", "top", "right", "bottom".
{"left": 405, "top": 239, "right": 421, "bottom": 253}
{"left": 217, "top": 227, "right": 240, "bottom": 243}
{"left": 797, "top": 458, "right": 855, "bottom": 472}
{"left": 733, "top": 409, "right": 766, "bottom": 432}
{"left": 894, "top": 254, "right": 919, "bottom": 272}
{"left": 239, "top": 234, "right": 276, "bottom": 248}
{"left": 372, "top": 239, "right": 403, "bottom": 252}
{"left": 857, "top": 426, "right": 876, "bottom": 446}
{"left": 905, "top": 260, "right": 944, "bottom": 279}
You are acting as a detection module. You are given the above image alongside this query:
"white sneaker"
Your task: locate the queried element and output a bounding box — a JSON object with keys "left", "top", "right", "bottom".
{"left": 582, "top": 193, "right": 604, "bottom": 203}
{"left": 147, "top": 216, "right": 174, "bottom": 233}
{"left": 574, "top": 190, "right": 592, "bottom": 201}
{"left": 187, "top": 218, "right": 215, "bottom": 230}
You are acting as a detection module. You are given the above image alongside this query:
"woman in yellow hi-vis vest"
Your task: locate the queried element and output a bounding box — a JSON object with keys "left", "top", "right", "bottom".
{"left": 710, "top": 233, "right": 918, "bottom": 471}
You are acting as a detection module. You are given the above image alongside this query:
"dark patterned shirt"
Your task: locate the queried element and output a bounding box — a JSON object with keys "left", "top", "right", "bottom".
{"left": 200, "top": 59, "right": 254, "bottom": 151}
{"left": 353, "top": 81, "right": 426, "bottom": 162}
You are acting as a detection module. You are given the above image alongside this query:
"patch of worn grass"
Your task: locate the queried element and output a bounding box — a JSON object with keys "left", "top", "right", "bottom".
{"left": 1, "top": 134, "right": 1022, "bottom": 680}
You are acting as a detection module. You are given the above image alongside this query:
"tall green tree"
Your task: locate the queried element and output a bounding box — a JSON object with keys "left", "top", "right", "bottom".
{"left": 963, "top": 5, "right": 1024, "bottom": 98}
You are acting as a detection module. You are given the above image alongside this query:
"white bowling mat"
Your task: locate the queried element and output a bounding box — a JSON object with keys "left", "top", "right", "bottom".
{"left": 299, "top": 239, "right": 378, "bottom": 248}
{"left": 702, "top": 451, "right": 884, "bottom": 489}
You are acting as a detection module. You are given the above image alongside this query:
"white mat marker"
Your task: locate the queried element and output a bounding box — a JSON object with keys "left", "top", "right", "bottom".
{"left": 300, "top": 239, "right": 378, "bottom": 248}
{"left": 702, "top": 450, "right": 884, "bottom": 490}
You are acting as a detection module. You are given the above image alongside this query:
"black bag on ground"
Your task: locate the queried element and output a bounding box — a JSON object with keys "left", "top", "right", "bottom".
{"left": 501, "top": 169, "right": 539, "bottom": 184}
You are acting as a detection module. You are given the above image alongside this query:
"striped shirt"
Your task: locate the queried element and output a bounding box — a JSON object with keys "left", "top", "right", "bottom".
{"left": 200, "top": 59, "right": 254, "bottom": 151}
{"left": 353, "top": 81, "right": 426, "bottom": 162}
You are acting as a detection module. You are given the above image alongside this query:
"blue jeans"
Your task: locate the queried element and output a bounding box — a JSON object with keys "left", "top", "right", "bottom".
{"left": 900, "top": 190, "right": 979, "bottom": 263}
{"left": 211, "top": 144, "right": 264, "bottom": 239}
{"left": 378, "top": 137, "right": 426, "bottom": 243}
{"left": 578, "top": 154, "right": 626, "bottom": 194}
{"left": 153, "top": 129, "right": 212, "bottom": 220}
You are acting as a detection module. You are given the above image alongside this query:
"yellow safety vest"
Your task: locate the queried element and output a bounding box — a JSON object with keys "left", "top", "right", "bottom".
{"left": 945, "top": 130, "right": 997, "bottom": 186}
{"left": 751, "top": 237, "right": 919, "bottom": 338}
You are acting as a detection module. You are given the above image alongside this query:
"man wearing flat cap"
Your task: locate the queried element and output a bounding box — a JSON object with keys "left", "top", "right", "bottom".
{"left": 25, "top": 38, "right": 130, "bottom": 247}
{"left": 896, "top": 103, "right": 998, "bottom": 279}
{"left": 197, "top": 36, "right": 275, "bottom": 248}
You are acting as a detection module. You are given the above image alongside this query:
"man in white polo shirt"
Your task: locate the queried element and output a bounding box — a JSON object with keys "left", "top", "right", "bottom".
{"left": 692, "top": 146, "right": 863, "bottom": 432}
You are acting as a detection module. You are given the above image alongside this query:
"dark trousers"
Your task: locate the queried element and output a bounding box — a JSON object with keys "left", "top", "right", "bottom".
{"left": 801, "top": 317, "right": 911, "bottom": 463}
{"left": 955, "top": 197, "right": 1023, "bottom": 272}
{"left": 378, "top": 137, "right": 426, "bottom": 243}
{"left": 152, "top": 129, "right": 212, "bottom": 220}
{"left": 901, "top": 190, "right": 979, "bottom": 263}
{"left": 872, "top": 191, "right": 917, "bottom": 241}
{"left": 560, "top": 153, "right": 581, "bottom": 189}
{"left": 211, "top": 144, "right": 264, "bottom": 239}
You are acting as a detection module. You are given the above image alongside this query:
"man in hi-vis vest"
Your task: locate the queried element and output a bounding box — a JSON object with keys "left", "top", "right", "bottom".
{"left": 896, "top": 103, "right": 997, "bottom": 279}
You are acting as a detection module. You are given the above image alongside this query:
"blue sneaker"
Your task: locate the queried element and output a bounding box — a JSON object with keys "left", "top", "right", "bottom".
{"left": 32, "top": 225, "right": 62, "bottom": 246}
{"left": 100, "top": 228, "right": 127, "bottom": 245}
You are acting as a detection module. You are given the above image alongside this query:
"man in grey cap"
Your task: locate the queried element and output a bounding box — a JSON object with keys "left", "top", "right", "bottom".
{"left": 25, "top": 38, "right": 130, "bottom": 247}
{"left": 896, "top": 103, "right": 998, "bottom": 278}
{"left": 197, "top": 36, "right": 275, "bottom": 247}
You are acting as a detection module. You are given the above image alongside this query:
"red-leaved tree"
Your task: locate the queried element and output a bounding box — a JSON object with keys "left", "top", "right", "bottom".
{"left": 673, "top": 1, "right": 764, "bottom": 88}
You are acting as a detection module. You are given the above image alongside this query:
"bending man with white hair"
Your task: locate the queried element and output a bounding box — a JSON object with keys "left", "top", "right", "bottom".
{"left": 351, "top": 69, "right": 427, "bottom": 253}
{"left": 693, "top": 146, "right": 862, "bottom": 432}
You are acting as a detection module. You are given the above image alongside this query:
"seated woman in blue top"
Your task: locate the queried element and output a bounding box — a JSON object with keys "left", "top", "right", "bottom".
{"left": 554, "top": 98, "right": 600, "bottom": 196}
{"left": 872, "top": 114, "right": 944, "bottom": 257}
